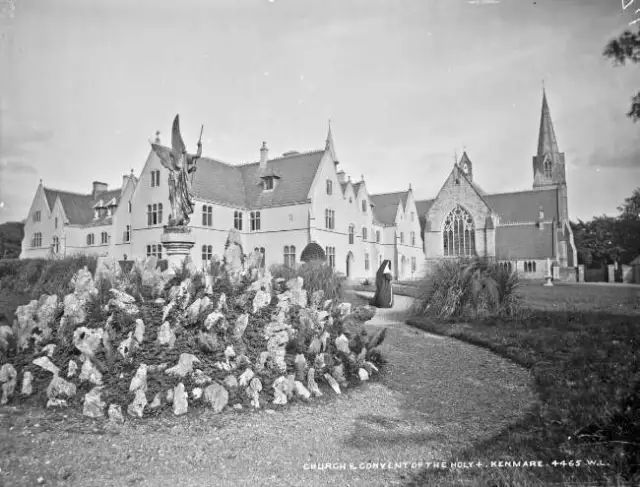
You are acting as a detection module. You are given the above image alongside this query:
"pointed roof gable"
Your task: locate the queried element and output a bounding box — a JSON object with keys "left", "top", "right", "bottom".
{"left": 325, "top": 123, "right": 338, "bottom": 163}
{"left": 537, "top": 89, "right": 559, "bottom": 156}
{"left": 459, "top": 151, "right": 472, "bottom": 168}
{"left": 43, "top": 187, "right": 122, "bottom": 226}
{"left": 370, "top": 190, "right": 409, "bottom": 225}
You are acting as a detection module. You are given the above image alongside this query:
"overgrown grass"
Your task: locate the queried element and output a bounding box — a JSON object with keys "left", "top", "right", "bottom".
{"left": 404, "top": 308, "right": 640, "bottom": 486}
{"left": 270, "top": 260, "right": 346, "bottom": 299}
{"left": 412, "top": 258, "right": 522, "bottom": 320}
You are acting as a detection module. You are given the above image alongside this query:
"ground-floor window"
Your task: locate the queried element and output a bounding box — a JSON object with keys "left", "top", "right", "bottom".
{"left": 411, "top": 256, "right": 416, "bottom": 273}
{"left": 147, "top": 244, "right": 162, "bottom": 259}
{"left": 325, "top": 246, "right": 335, "bottom": 269}
{"left": 202, "top": 245, "right": 213, "bottom": 267}
{"left": 499, "top": 261, "right": 513, "bottom": 272}
{"left": 254, "top": 247, "right": 266, "bottom": 268}
{"left": 284, "top": 245, "right": 296, "bottom": 268}
{"left": 524, "top": 261, "right": 536, "bottom": 273}
{"left": 52, "top": 236, "right": 60, "bottom": 254}
{"left": 364, "top": 252, "right": 370, "bottom": 271}
{"left": 31, "top": 232, "right": 43, "bottom": 248}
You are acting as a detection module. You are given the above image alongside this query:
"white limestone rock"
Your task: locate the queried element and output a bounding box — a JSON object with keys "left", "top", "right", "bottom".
{"left": 324, "top": 373, "right": 341, "bottom": 395}
{"left": 294, "top": 381, "right": 311, "bottom": 400}
{"left": 234, "top": 313, "right": 249, "bottom": 340}
{"left": 127, "top": 389, "right": 147, "bottom": 418}
{"left": 204, "top": 311, "right": 225, "bottom": 331}
{"left": 129, "top": 364, "right": 148, "bottom": 392}
{"left": 79, "top": 357, "right": 103, "bottom": 385}
{"left": 192, "top": 387, "right": 203, "bottom": 400}
{"left": 41, "top": 344, "right": 56, "bottom": 357}
{"left": 252, "top": 290, "right": 271, "bottom": 314}
{"left": 67, "top": 360, "right": 78, "bottom": 378}
{"left": 157, "top": 321, "right": 176, "bottom": 348}
{"left": 0, "top": 364, "right": 17, "bottom": 405}
{"left": 223, "top": 375, "right": 238, "bottom": 389}
{"left": 203, "top": 383, "right": 228, "bottom": 413}
{"left": 134, "top": 319, "right": 145, "bottom": 344}
{"left": 21, "top": 371, "right": 33, "bottom": 396}
{"left": 335, "top": 334, "right": 350, "bottom": 355}
{"left": 165, "top": 353, "right": 201, "bottom": 378}
{"left": 272, "top": 376, "right": 288, "bottom": 405}
{"left": 358, "top": 368, "right": 370, "bottom": 381}
{"left": 32, "top": 356, "right": 60, "bottom": 376}
{"left": 83, "top": 386, "right": 106, "bottom": 418}
{"left": 172, "top": 383, "right": 188, "bottom": 416}
{"left": 73, "top": 327, "right": 104, "bottom": 357}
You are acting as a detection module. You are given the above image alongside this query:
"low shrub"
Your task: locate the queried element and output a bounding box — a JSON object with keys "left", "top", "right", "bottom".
{"left": 0, "top": 255, "right": 98, "bottom": 298}
{"left": 413, "top": 257, "right": 522, "bottom": 319}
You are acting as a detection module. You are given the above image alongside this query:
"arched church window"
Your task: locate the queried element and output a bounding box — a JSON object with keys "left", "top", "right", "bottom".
{"left": 443, "top": 205, "right": 476, "bottom": 257}
{"left": 543, "top": 156, "right": 552, "bottom": 179}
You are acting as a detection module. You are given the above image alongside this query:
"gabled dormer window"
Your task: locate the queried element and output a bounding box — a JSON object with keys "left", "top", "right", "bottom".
{"left": 361, "top": 200, "right": 367, "bottom": 213}
{"left": 264, "top": 177, "right": 274, "bottom": 190}
{"left": 326, "top": 179, "right": 333, "bottom": 195}
{"left": 33, "top": 211, "right": 41, "bottom": 222}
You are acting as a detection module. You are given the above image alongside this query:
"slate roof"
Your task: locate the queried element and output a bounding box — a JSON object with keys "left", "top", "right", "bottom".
{"left": 43, "top": 187, "right": 122, "bottom": 226}
{"left": 370, "top": 191, "right": 409, "bottom": 226}
{"left": 494, "top": 224, "right": 554, "bottom": 260}
{"left": 152, "top": 145, "right": 325, "bottom": 209}
{"left": 484, "top": 188, "right": 558, "bottom": 223}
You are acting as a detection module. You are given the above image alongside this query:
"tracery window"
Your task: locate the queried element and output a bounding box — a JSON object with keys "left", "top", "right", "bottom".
{"left": 443, "top": 205, "right": 476, "bottom": 257}
{"left": 543, "top": 156, "right": 552, "bottom": 179}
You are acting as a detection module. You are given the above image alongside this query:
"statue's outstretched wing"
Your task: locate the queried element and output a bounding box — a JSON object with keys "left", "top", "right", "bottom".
{"left": 150, "top": 143, "right": 174, "bottom": 171}
{"left": 171, "top": 114, "right": 186, "bottom": 162}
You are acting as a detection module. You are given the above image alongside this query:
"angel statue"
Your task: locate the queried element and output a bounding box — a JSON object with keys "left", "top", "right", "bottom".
{"left": 151, "top": 115, "right": 203, "bottom": 227}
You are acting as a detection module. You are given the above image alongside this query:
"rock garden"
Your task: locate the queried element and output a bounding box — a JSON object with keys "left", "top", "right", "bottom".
{"left": 0, "top": 234, "right": 383, "bottom": 423}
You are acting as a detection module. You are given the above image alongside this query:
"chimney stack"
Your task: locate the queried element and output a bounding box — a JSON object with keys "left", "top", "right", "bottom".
{"left": 92, "top": 181, "right": 108, "bottom": 200}
{"left": 337, "top": 171, "right": 347, "bottom": 184}
{"left": 260, "top": 141, "right": 269, "bottom": 169}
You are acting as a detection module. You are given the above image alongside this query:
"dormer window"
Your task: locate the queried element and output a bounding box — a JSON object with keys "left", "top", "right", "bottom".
{"left": 361, "top": 200, "right": 367, "bottom": 213}
{"left": 326, "top": 179, "right": 333, "bottom": 195}
{"left": 264, "top": 177, "right": 274, "bottom": 190}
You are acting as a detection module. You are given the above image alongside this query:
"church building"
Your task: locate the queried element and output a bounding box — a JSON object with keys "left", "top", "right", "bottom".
{"left": 415, "top": 89, "right": 577, "bottom": 279}
{"left": 19, "top": 89, "right": 576, "bottom": 281}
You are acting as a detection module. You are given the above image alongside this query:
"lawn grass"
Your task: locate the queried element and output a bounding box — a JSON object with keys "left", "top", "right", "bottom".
{"left": 402, "top": 284, "right": 640, "bottom": 486}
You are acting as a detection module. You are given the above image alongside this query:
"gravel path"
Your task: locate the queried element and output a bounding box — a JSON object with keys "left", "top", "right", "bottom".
{"left": 0, "top": 294, "right": 537, "bottom": 487}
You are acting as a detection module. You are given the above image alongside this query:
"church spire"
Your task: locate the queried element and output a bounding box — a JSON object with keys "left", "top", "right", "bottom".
{"left": 325, "top": 119, "right": 338, "bottom": 164}
{"left": 537, "top": 87, "right": 559, "bottom": 156}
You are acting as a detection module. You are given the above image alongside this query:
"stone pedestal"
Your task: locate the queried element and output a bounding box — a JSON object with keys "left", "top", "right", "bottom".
{"left": 161, "top": 226, "right": 196, "bottom": 275}
{"left": 577, "top": 265, "right": 585, "bottom": 283}
{"left": 543, "top": 258, "right": 554, "bottom": 287}
{"left": 607, "top": 264, "right": 615, "bottom": 283}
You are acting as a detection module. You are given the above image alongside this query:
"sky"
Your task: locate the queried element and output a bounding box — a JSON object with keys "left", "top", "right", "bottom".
{"left": 0, "top": 0, "right": 639, "bottom": 224}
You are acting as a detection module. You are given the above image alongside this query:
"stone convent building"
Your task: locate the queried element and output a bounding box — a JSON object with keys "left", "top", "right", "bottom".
{"left": 20, "top": 89, "right": 576, "bottom": 280}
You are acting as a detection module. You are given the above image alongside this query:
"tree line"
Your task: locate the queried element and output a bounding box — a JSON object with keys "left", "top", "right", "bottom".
{"left": 571, "top": 188, "right": 640, "bottom": 268}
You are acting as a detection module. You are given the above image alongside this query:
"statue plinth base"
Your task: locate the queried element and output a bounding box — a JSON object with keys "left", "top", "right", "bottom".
{"left": 543, "top": 275, "right": 554, "bottom": 287}
{"left": 161, "top": 226, "right": 196, "bottom": 274}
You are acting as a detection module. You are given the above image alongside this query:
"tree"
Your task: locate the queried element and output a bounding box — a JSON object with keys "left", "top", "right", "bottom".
{"left": 571, "top": 187, "right": 640, "bottom": 266}
{"left": 603, "top": 28, "right": 640, "bottom": 122}
{"left": 0, "top": 221, "right": 24, "bottom": 259}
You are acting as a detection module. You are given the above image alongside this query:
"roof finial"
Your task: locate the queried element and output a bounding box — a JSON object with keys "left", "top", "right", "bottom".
{"left": 361, "top": 173, "right": 364, "bottom": 181}
{"left": 542, "top": 79, "right": 545, "bottom": 92}
{"left": 154, "top": 130, "right": 161, "bottom": 144}
{"left": 39, "top": 178, "right": 43, "bottom": 186}
{"left": 130, "top": 168, "right": 134, "bottom": 177}
{"left": 409, "top": 182, "right": 412, "bottom": 191}
{"left": 454, "top": 150, "right": 458, "bottom": 166}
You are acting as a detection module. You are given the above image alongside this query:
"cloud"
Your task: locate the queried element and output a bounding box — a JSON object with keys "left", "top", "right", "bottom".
{"left": 467, "top": 0, "right": 501, "bottom": 4}
{"left": 579, "top": 140, "right": 640, "bottom": 169}
{"left": 0, "top": 160, "right": 38, "bottom": 176}
{"left": 1, "top": 126, "right": 54, "bottom": 158}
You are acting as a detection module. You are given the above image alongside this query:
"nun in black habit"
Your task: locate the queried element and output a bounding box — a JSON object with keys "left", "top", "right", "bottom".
{"left": 371, "top": 259, "right": 393, "bottom": 308}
